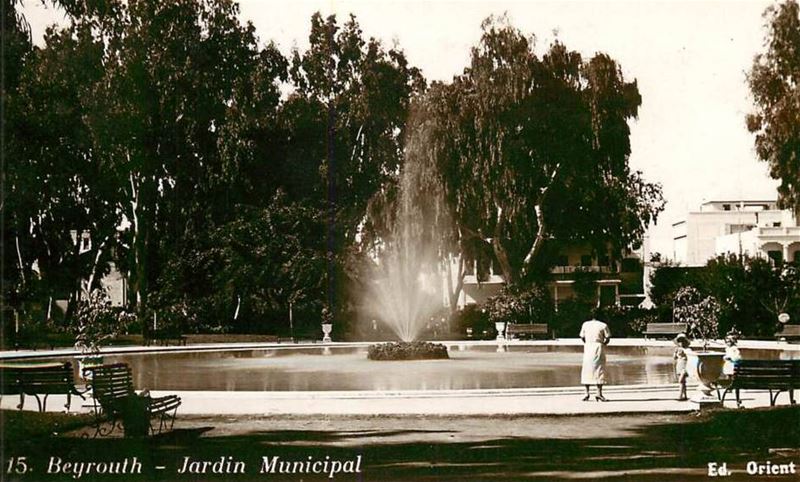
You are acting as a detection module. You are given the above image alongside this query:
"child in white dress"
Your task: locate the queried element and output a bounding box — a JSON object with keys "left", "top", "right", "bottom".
{"left": 673, "top": 333, "right": 690, "bottom": 401}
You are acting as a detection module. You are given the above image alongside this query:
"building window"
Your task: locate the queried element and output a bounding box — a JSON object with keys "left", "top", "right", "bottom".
{"left": 773, "top": 222, "right": 782, "bottom": 227}
{"left": 580, "top": 254, "right": 592, "bottom": 267}
{"left": 722, "top": 203, "right": 731, "bottom": 211}
{"left": 794, "top": 251, "right": 800, "bottom": 264}
{"left": 598, "top": 254, "right": 609, "bottom": 267}
{"left": 557, "top": 255, "right": 568, "bottom": 266}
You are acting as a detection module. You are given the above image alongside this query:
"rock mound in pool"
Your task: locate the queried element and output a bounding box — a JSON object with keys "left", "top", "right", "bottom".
{"left": 367, "top": 341, "right": 450, "bottom": 361}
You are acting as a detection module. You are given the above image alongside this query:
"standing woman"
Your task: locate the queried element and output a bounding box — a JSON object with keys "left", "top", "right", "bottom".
{"left": 580, "top": 310, "right": 612, "bottom": 401}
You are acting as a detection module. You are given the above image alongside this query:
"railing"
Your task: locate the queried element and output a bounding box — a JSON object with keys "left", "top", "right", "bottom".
{"left": 549, "top": 266, "right": 613, "bottom": 274}
{"left": 755, "top": 226, "right": 800, "bottom": 237}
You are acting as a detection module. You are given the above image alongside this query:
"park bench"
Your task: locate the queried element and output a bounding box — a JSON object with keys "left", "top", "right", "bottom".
{"left": 84, "top": 363, "right": 181, "bottom": 437}
{"left": 0, "top": 361, "right": 85, "bottom": 412}
{"left": 643, "top": 322, "right": 687, "bottom": 339}
{"left": 144, "top": 329, "right": 187, "bottom": 347}
{"left": 775, "top": 324, "right": 800, "bottom": 341}
{"left": 506, "top": 323, "right": 550, "bottom": 340}
{"left": 720, "top": 359, "right": 800, "bottom": 408}
{"left": 10, "top": 331, "right": 74, "bottom": 351}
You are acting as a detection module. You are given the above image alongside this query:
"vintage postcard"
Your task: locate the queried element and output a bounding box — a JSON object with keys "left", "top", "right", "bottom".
{"left": 2, "top": 0, "right": 799, "bottom": 480}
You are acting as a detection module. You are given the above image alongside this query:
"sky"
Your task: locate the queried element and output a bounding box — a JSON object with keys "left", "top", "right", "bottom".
{"left": 22, "top": 0, "right": 782, "bottom": 258}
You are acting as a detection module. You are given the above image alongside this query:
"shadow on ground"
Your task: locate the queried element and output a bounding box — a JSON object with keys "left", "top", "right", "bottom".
{"left": 3, "top": 406, "right": 799, "bottom": 481}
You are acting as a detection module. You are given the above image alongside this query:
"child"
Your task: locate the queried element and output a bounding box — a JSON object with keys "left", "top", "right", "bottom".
{"left": 673, "top": 333, "right": 690, "bottom": 401}
{"left": 722, "top": 334, "right": 742, "bottom": 376}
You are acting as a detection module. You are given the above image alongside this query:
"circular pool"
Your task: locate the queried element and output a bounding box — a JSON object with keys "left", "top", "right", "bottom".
{"left": 65, "top": 344, "right": 797, "bottom": 391}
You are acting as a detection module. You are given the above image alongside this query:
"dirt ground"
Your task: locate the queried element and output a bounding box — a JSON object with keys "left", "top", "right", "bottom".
{"left": 4, "top": 407, "right": 797, "bottom": 481}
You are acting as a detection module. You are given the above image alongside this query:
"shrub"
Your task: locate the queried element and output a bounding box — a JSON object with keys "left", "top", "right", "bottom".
{"left": 450, "top": 305, "right": 492, "bottom": 339}
{"left": 673, "top": 286, "right": 720, "bottom": 348}
{"left": 73, "top": 290, "right": 124, "bottom": 354}
{"left": 595, "top": 305, "right": 658, "bottom": 337}
{"left": 367, "top": 341, "right": 449, "bottom": 360}
{"left": 484, "top": 284, "right": 554, "bottom": 325}
{"left": 552, "top": 299, "right": 593, "bottom": 338}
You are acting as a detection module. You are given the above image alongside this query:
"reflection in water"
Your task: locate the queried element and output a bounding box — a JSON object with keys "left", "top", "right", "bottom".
{"left": 51, "top": 345, "right": 795, "bottom": 392}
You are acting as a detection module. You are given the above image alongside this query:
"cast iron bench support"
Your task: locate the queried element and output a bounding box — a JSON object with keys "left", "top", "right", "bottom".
{"left": 720, "top": 360, "right": 800, "bottom": 408}
{"left": 84, "top": 363, "right": 181, "bottom": 437}
{"left": 0, "top": 362, "right": 85, "bottom": 412}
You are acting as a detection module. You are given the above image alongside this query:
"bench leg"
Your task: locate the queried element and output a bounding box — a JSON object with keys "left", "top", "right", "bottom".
{"left": 735, "top": 389, "right": 742, "bottom": 408}
{"left": 769, "top": 389, "right": 781, "bottom": 406}
{"left": 17, "top": 393, "right": 25, "bottom": 410}
{"left": 720, "top": 386, "right": 731, "bottom": 404}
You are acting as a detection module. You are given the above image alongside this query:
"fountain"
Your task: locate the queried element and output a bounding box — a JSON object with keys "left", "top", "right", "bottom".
{"left": 360, "top": 138, "right": 447, "bottom": 344}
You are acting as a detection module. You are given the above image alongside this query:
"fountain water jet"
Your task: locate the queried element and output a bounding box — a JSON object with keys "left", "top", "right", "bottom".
{"left": 361, "top": 129, "right": 448, "bottom": 341}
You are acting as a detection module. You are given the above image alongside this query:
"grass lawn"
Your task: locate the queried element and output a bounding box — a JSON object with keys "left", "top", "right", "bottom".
{"left": 2, "top": 405, "right": 798, "bottom": 481}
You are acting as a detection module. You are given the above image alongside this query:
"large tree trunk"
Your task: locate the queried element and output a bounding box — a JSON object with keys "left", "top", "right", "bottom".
{"left": 444, "top": 253, "right": 465, "bottom": 313}
{"left": 491, "top": 204, "right": 515, "bottom": 285}
{"left": 520, "top": 203, "right": 547, "bottom": 276}
{"left": 520, "top": 164, "right": 561, "bottom": 279}
{"left": 84, "top": 236, "right": 109, "bottom": 296}
{"left": 128, "top": 172, "right": 149, "bottom": 316}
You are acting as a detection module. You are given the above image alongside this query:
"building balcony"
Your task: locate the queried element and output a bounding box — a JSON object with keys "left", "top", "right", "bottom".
{"left": 754, "top": 226, "right": 800, "bottom": 238}
{"left": 549, "top": 265, "right": 614, "bottom": 274}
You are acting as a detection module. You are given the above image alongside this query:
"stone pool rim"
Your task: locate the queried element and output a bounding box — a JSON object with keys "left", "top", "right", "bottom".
{"left": 3, "top": 337, "right": 798, "bottom": 361}
{"left": 2, "top": 339, "right": 798, "bottom": 415}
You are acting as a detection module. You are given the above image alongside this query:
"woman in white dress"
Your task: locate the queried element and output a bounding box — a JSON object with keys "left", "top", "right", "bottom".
{"left": 580, "top": 314, "right": 611, "bottom": 401}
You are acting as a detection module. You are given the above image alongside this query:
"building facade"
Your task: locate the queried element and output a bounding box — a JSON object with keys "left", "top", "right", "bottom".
{"left": 672, "top": 200, "right": 799, "bottom": 266}
{"left": 445, "top": 244, "right": 644, "bottom": 310}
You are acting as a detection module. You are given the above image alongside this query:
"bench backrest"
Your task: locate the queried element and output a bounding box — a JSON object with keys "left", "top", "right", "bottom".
{"left": 85, "top": 363, "right": 136, "bottom": 410}
{"left": 0, "top": 362, "right": 75, "bottom": 394}
{"left": 776, "top": 325, "right": 800, "bottom": 336}
{"left": 506, "top": 323, "right": 548, "bottom": 334}
{"left": 645, "top": 323, "right": 687, "bottom": 334}
{"left": 732, "top": 360, "right": 800, "bottom": 388}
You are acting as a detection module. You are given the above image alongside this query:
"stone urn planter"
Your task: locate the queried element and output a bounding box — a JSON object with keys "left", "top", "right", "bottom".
{"left": 686, "top": 351, "right": 724, "bottom": 406}
{"left": 77, "top": 355, "right": 104, "bottom": 380}
{"left": 494, "top": 321, "right": 507, "bottom": 341}
{"left": 321, "top": 323, "right": 333, "bottom": 343}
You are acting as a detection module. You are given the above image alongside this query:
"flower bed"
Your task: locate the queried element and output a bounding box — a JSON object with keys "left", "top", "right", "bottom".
{"left": 367, "top": 341, "right": 450, "bottom": 361}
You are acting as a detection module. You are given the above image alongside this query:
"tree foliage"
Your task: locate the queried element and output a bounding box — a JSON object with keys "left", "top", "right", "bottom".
{"left": 286, "top": 12, "right": 425, "bottom": 312}
{"left": 650, "top": 254, "right": 799, "bottom": 337}
{"left": 154, "top": 193, "right": 327, "bottom": 333}
{"left": 406, "top": 17, "right": 664, "bottom": 286}
{"left": 747, "top": 0, "right": 800, "bottom": 215}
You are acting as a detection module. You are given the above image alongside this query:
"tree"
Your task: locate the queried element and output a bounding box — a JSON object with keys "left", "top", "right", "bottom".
{"left": 82, "top": 0, "right": 286, "bottom": 316}
{"left": 747, "top": 0, "right": 800, "bottom": 216}
{"left": 287, "top": 12, "right": 425, "bottom": 312}
{"left": 409, "top": 17, "right": 664, "bottom": 286}
{"left": 3, "top": 8, "right": 123, "bottom": 323}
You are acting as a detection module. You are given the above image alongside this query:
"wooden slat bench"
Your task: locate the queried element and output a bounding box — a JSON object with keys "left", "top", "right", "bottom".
{"left": 720, "top": 359, "right": 800, "bottom": 407}
{"left": 84, "top": 363, "right": 181, "bottom": 437}
{"left": 643, "top": 323, "right": 688, "bottom": 339}
{"left": 144, "top": 330, "right": 187, "bottom": 347}
{"left": 506, "top": 323, "right": 550, "bottom": 340}
{"left": 0, "top": 362, "right": 85, "bottom": 412}
{"left": 775, "top": 324, "right": 800, "bottom": 341}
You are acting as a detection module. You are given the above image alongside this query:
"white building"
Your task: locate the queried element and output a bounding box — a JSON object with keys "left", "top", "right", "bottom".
{"left": 673, "top": 200, "right": 799, "bottom": 266}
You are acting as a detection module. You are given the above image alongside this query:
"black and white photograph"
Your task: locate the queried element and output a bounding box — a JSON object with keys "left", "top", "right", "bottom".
{"left": 2, "top": 0, "right": 800, "bottom": 480}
